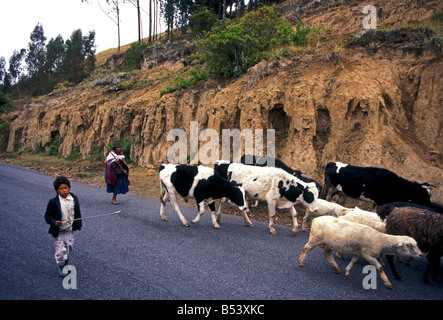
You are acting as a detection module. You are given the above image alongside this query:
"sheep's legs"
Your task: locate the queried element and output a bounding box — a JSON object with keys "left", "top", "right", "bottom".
{"left": 364, "top": 255, "right": 392, "bottom": 289}
{"left": 299, "top": 237, "right": 320, "bottom": 267}
{"left": 345, "top": 256, "right": 359, "bottom": 277}
{"left": 386, "top": 255, "right": 403, "bottom": 281}
{"left": 323, "top": 247, "right": 341, "bottom": 273}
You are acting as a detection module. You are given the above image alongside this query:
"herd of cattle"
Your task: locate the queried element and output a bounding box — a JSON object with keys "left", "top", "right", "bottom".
{"left": 158, "top": 155, "right": 442, "bottom": 289}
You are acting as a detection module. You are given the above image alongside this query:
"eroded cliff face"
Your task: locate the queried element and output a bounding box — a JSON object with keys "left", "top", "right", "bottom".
{"left": 2, "top": 1, "right": 443, "bottom": 203}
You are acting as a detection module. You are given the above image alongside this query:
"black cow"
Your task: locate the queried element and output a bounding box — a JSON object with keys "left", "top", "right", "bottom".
{"left": 158, "top": 164, "right": 250, "bottom": 229}
{"left": 321, "top": 162, "right": 432, "bottom": 208}
{"left": 240, "top": 154, "right": 322, "bottom": 194}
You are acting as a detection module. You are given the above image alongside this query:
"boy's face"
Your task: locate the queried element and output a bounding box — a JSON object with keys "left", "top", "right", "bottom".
{"left": 57, "top": 184, "right": 70, "bottom": 198}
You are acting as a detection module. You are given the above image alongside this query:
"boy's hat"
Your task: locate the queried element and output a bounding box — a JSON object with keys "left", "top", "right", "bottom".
{"left": 112, "top": 141, "right": 122, "bottom": 148}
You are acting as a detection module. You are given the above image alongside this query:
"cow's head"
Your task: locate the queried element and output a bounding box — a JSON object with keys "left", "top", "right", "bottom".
{"left": 409, "top": 182, "right": 432, "bottom": 205}
{"left": 279, "top": 181, "right": 319, "bottom": 212}
{"left": 301, "top": 182, "right": 319, "bottom": 212}
{"left": 227, "top": 182, "right": 249, "bottom": 213}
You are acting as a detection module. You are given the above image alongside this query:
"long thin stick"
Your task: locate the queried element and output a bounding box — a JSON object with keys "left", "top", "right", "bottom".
{"left": 80, "top": 114, "right": 127, "bottom": 175}
{"left": 63, "top": 210, "right": 121, "bottom": 223}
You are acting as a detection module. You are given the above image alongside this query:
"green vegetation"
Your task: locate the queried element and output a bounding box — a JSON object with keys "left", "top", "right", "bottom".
{"left": 107, "top": 138, "right": 132, "bottom": 163}
{"left": 160, "top": 67, "right": 209, "bottom": 98}
{"left": 0, "top": 24, "right": 96, "bottom": 98}
{"left": 0, "top": 122, "right": 10, "bottom": 152}
{"left": 0, "top": 92, "right": 14, "bottom": 114}
{"left": 197, "top": 6, "right": 292, "bottom": 77}
{"left": 124, "top": 42, "right": 147, "bottom": 71}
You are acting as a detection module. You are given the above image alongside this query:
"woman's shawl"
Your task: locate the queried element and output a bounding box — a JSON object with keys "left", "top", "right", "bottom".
{"left": 105, "top": 151, "right": 129, "bottom": 185}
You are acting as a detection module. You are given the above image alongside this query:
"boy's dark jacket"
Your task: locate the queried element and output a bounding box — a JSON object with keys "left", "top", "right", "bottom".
{"left": 44, "top": 193, "right": 82, "bottom": 237}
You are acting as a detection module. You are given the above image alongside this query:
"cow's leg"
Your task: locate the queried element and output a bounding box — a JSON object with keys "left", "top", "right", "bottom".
{"left": 169, "top": 193, "right": 190, "bottom": 227}
{"left": 267, "top": 201, "right": 278, "bottom": 235}
{"left": 208, "top": 202, "right": 222, "bottom": 229}
{"left": 301, "top": 209, "right": 311, "bottom": 232}
{"left": 160, "top": 189, "right": 170, "bottom": 221}
{"left": 192, "top": 201, "right": 206, "bottom": 225}
{"left": 241, "top": 208, "right": 254, "bottom": 228}
{"left": 215, "top": 198, "right": 226, "bottom": 223}
{"left": 289, "top": 206, "right": 299, "bottom": 235}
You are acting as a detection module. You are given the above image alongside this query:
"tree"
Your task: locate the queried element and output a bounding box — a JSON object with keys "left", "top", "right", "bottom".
{"left": 26, "top": 23, "right": 47, "bottom": 79}
{"left": 161, "top": 0, "right": 176, "bottom": 38}
{"left": 0, "top": 57, "right": 5, "bottom": 84}
{"left": 98, "top": 0, "right": 123, "bottom": 51}
{"left": 8, "top": 49, "right": 26, "bottom": 84}
{"left": 46, "top": 35, "right": 65, "bottom": 75}
{"left": 63, "top": 29, "right": 96, "bottom": 84}
{"left": 127, "top": 0, "right": 143, "bottom": 43}
{"left": 189, "top": 6, "right": 218, "bottom": 38}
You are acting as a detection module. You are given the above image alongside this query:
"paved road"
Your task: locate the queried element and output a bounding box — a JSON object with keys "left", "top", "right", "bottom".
{"left": 0, "top": 162, "right": 441, "bottom": 302}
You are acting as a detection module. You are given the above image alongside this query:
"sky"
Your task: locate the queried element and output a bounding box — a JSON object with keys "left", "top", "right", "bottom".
{"left": 1, "top": 0, "right": 159, "bottom": 67}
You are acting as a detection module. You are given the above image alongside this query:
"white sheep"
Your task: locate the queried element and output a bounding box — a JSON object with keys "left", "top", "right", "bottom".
{"left": 298, "top": 216, "right": 422, "bottom": 288}
{"left": 301, "top": 199, "right": 353, "bottom": 231}
{"left": 339, "top": 207, "right": 386, "bottom": 233}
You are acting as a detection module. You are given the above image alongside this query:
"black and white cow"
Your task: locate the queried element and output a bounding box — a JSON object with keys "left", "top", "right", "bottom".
{"left": 240, "top": 154, "right": 322, "bottom": 193}
{"left": 159, "top": 164, "right": 251, "bottom": 229}
{"left": 321, "top": 162, "right": 432, "bottom": 209}
{"left": 215, "top": 161, "right": 319, "bottom": 235}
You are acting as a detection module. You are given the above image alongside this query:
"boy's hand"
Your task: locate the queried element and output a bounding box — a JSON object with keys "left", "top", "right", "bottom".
{"left": 55, "top": 221, "right": 64, "bottom": 227}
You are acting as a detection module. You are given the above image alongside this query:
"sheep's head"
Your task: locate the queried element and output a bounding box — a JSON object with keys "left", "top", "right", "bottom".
{"left": 397, "top": 236, "right": 422, "bottom": 259}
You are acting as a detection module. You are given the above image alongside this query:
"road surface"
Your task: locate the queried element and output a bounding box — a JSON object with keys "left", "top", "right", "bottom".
{"left": 0, "top": 162, "right": 441, "bottom": 303}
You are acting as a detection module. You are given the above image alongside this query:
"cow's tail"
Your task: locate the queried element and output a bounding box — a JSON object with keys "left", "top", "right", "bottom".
{"left": 159, "top": 165, "right": 167, "bottom": 205}
{"left": 320, "top": 173, "right": 331, "bottom": 200}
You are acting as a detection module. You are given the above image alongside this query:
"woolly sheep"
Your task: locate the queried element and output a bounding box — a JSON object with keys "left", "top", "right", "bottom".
{"left": 298, "top": 216, "right": 422, "bottom": 288}
{"left": 377, "top": 204, "right": 443, "bottom": 283}
{"left": 301, "top": 199, "right": 353, "bottom": 231}
{"left": 339, "top": 207, "right": 386, "bottom": 233}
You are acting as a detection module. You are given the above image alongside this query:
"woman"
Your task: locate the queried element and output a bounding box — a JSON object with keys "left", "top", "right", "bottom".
{"left": 105, "top": 141, "right": 129, "bottom": 204}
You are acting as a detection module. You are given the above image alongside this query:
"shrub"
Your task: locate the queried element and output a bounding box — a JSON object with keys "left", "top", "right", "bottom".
{"left": 0, "top": 92, "right": 14, "bottom": 114}
{"left": 189, "top": 6, "right": 219, "bottom": 38}
{"left": 293, "top": 21, "right": 311, "bottom": 47}
{"left": 160, "top": 67, "right": 209, "bottom": 98}
{"left": 0, "top": 122, "right": 10, "bottom": 152}
{"left": 197, "top": 6, "right": 293, "bottom": 77}
{"left": 46, "top": 134, "right": 63, "bottom": 156}
{"left": 124, "top": 42, "right": 147, "bottom": 71}
{"left": 107, "top": 138, "right": 132, "bottom": 163}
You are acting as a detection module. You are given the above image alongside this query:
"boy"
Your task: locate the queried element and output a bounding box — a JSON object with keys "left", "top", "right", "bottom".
{"left": 44, "top": 176, "right": 82, "bottom": 277}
